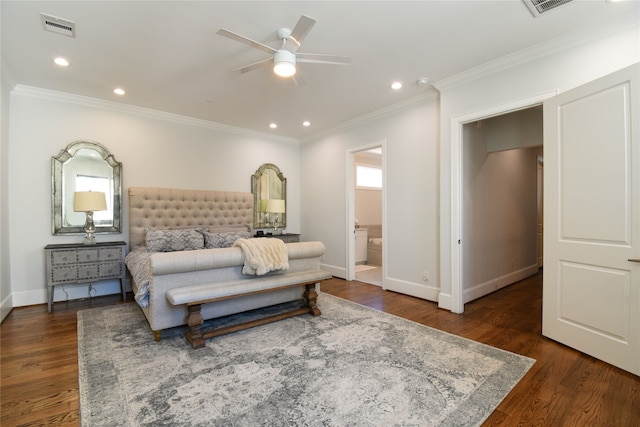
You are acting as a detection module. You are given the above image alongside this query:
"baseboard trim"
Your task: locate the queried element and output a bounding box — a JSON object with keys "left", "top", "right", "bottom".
{"left": 383, "top": 277, "right": 439, "bottom": 302}
{"left": 0, "top": 293, "right": 13, "bottom": 322}
{"left": 463, "top": 264, "right": 539, "bottom": 304}
{"left": 320, "top": 263, "right": 346, "bottom": 280}
{"left": 9, "top": 280, "right": 126, "bottom": 309}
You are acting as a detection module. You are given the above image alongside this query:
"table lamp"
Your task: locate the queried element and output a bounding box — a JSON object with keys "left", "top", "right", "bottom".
{"left": 73, "top": 191, "right": 107, "bottom": 244}
{"left": 266, "top": 199, "right": 286, "bottom": 235}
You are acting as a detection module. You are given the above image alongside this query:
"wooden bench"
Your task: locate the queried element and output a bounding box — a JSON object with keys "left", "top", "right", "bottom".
{"left": 166, "top": 269, "right": 332, "bottom": 348}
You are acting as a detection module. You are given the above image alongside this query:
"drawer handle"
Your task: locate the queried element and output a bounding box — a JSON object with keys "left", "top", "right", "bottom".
{"left": 629, "top": 259, "right": 640, "bottom": 263}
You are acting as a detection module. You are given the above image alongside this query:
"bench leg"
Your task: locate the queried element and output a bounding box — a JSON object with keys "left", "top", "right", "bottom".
{"left": 185, "top": 304, "right": 205, "bottom": 349}
{"left": 304, "top": 283, "right": 321, "bottom": 317}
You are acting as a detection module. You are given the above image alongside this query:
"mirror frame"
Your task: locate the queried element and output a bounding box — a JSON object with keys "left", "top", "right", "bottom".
{"left": 251, "top": 163, "right": 287, "bottom": 229}
{"left": 52, "top": 141, "right": 122, "bottom": 235}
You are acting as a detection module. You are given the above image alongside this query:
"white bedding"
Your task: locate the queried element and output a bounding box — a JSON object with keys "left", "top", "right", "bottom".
{"left": 124, "top": 248, "right": 152, "bottom": 308}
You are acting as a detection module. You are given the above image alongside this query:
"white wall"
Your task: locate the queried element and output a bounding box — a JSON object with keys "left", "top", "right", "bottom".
{"left": 355, "top": 188, "right": 382, "bottom": 226}
{"left": 483, "top": 108, "right": 543, "bottom": 153}
{"left": 6, "top": 87, "right": 301, "bottom": 309}
{"left": 1, "top": 64, "right": 14, "bottom": 320}
{"left": 435, "top": 22, "right": 639, "bottom": 310}
{"left": 301, "top": 97, "right": 440, "bottom": 297}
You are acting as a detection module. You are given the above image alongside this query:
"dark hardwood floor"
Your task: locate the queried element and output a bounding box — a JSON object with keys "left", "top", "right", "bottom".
{"left": 1, "top": 272, "right": 638, "bottom": 426}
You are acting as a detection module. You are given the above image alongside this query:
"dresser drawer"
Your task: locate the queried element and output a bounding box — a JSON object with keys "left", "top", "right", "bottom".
{"left": 77, "top": 248, "right": 99, "bottom": 263}
{"left": 50, "top": 250, "right": 77, "bottom": 266}
{"left": 51, "top": 265, "right": 77, "bottom": 282}
{"left": 99, "top": 262, "right": 123, "bottom": 278}
{"left": 99, "top": 247, "right": 123, "bottom": 261}
{"left": 78, "top": 264, "right": 99, "bottom": 281}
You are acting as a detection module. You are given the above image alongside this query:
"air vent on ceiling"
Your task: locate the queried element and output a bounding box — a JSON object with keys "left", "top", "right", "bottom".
{"left": 40, "top": 13, "right": 75, "bottom": 37}
{"left": 523, "top": 0, "right": 573, "bottom": 17}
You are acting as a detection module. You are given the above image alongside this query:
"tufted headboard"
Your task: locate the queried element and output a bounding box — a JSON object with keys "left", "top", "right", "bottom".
{"left": 128, "top": 187, "right": 253, "bottom": 251}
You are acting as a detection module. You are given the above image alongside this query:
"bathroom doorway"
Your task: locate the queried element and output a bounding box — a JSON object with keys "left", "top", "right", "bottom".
{"left": 351, "top": 145, "right": 384, "bottom": 286}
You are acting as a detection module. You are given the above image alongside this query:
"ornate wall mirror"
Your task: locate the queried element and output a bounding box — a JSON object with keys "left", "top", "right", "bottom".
{"left": 252, "top": 163, "right": 287, "bottom": 230}
{"left": 52, "top": 141, "right": 122, "bottom": 235}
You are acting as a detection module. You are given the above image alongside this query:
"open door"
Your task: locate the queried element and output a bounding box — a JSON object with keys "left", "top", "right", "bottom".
{"left": 543, "top": 63, "right": 639, "bottom": 375}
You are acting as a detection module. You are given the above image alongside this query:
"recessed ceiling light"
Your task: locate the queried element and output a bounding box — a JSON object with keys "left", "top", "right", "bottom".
{"left": 390, "top": 81, "right": 402, "bottom": 90}
{"left": 302, "top": 121, "right": 311, "bottom": 127}
{"left": 54, "top": 57, "right": 69, "bottom": 67}
{"left": 269, "top": 123, "right": 278, "bottom": 129}
{"left": 113, "top": 88, "right": 126, "bottom": 95}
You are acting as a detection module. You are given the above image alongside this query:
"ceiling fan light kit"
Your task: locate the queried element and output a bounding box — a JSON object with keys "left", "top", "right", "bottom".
{"left": 217, "top": 15, "right": 351, "bottom": 79}
{"left": 273, "top": 50, "right": 296, "bottom": 77}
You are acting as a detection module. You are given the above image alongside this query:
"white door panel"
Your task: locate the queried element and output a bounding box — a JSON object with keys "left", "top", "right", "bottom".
{"left": 543, "top": 63, "right": 639, "bottom": 375}
{"left": 559, "top": 262, "right": 630, "bottom": 340}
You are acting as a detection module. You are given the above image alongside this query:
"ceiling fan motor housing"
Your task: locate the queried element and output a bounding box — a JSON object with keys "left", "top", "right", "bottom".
{"left": 277, "top": 27, "right": 292, "bottom": 40}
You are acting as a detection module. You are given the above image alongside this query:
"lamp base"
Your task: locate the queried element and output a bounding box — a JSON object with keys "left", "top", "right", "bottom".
{"left": 83, "top": 233, "right": 97, "bottom": 245}
{"left": 83, "top": 211, "right": 97, "bottom": 245}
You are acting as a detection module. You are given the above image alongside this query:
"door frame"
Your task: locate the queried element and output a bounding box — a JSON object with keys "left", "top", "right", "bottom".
{"left": 345, "top": 140, "right": 387, "bottom": 282}
{"left": 449, "top": 91, "right": 556, "bottom": 313}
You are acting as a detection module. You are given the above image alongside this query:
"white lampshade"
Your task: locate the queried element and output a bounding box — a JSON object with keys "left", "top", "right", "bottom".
{"left": 73, "top": 191, "right": 107, "bottom": 212}
{"left": 273, "top": 50, "right": 296, "bottom": 77}
{"left": 265, "top": 199, "right": 285, "bottom": 213}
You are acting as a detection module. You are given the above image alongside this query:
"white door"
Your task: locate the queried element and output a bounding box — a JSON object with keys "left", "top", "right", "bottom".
{"left": 543, "top": 63, "right": 639, "bottom": 375}
{"left": 537, "top": 157, "right": 543, "bottom": 268}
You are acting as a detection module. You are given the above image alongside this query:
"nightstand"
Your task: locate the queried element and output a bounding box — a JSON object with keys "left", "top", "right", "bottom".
{"left": 44, "top": 241, "right": 127, "bottom": 312}
{"left": 254, "top": 233, "right": 300, "bottom": 243}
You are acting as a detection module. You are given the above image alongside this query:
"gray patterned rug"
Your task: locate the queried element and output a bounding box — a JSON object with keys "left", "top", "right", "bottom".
{"left": 77, "top": 293, "right": 534, "bottom": 426}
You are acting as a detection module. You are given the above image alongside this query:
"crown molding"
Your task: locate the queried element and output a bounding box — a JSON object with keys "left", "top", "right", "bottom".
{"left": 11, "top": 85, "right": 300, "bottom": 145}
{"left": 301, "top": 89, "right": 439, "bottom": 144}
{"left": 433, "top": 13, "right": 639, "bottom": 92}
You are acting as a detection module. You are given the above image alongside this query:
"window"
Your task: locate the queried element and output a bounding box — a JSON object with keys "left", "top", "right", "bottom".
{"left": 356, "top": 164, "right": 382, "bottom": 189}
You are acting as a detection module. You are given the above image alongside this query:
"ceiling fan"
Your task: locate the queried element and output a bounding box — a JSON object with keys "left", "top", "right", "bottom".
{"left": 216, "top": 15, "right": 351, "bottom": 79}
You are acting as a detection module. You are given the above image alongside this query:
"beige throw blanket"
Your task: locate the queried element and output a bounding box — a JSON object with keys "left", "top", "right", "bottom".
{"left": 233, "top": 238, "right": 289, "bottom": 276}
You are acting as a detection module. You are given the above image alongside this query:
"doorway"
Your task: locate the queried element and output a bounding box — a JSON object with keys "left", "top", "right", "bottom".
{"left": 346, "top": 142, "right": 386, "bottom": 286}
{"left": 462, "top": 110, "right": 542, "bottom": 304}
{"left": 449, "top": 92, "right": 554, "bottom": 313}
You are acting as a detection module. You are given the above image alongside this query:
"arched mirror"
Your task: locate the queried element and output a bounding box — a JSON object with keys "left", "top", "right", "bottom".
{"left": 52, "top": 141, "right": 122, "bottom": 235}
{"left": 252, "top": 163, "right": 286, "bottom": 230}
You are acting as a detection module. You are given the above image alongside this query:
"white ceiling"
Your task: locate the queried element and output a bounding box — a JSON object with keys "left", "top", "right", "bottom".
{"left": 2, "top": 1, "right": 638, "bottom": 139}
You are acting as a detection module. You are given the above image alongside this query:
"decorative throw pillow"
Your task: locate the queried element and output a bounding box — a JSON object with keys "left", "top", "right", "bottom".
{"left": 145, "top": 228, "right": 204, "bottom": 252}
{"left": 202, "top": 230, "right": 251, "bottom": 249}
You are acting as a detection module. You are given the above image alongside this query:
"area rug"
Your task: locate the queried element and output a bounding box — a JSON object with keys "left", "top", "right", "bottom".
{"left": 77, "top": 293, "right": 535, "bottom": 426}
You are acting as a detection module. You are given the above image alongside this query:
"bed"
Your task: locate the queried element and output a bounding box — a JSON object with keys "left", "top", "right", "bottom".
{"left": 125, "top": 187, "right": 327, "bottom": 341}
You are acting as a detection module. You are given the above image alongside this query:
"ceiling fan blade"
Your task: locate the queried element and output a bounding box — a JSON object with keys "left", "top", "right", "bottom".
{"left": 233, "top": 58, "right": 272, "bottom": 74}
{"left": 292, "top": 69, "right": 307, "bottom": 86}
{"left": 289, "top": 15, "right": 316, "bottom": 50}
{"left": 296, "top": 53, "right": 352, "bottom": 65}
{"left": 217, "top": 28, "right": 277, "bottom": 55}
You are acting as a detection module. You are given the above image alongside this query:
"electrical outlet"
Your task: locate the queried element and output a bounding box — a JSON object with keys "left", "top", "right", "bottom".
{"left": 422, "top": 271, "right": 429, "bottom": 281}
